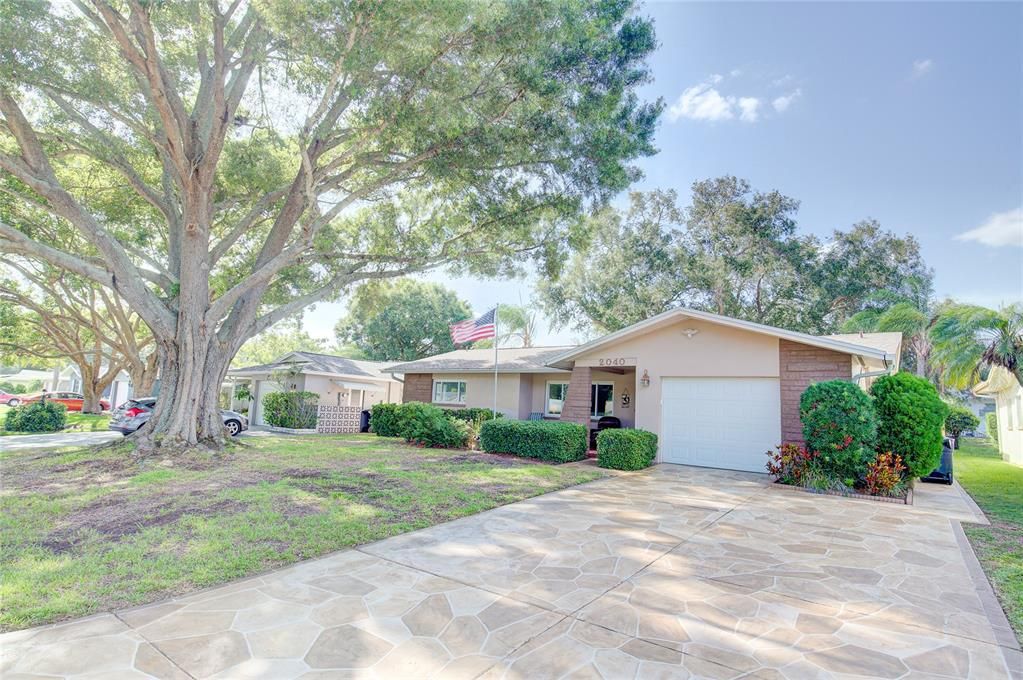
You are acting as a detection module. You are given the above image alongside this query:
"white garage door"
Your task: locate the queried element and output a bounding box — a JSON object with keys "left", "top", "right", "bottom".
{"left": 660, "top": 377, "right": 781, "bottom": 472}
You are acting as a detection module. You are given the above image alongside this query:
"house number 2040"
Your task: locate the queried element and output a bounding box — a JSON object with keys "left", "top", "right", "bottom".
{"left": 598, "top": 358, "right": 627, "bottom": 367}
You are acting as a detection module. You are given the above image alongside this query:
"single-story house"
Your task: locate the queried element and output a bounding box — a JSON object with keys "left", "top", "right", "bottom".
{"left": 385, "top": 308, "right": 902, "bottom": 473}
{"left": 973, "top": 366, "right": 1022, "bottom": 467}
{"left": 3, "top": 365, "right": 133, "bottom": 408}
{"left": 227, "top": 351, "right": 403, "bottom": 426}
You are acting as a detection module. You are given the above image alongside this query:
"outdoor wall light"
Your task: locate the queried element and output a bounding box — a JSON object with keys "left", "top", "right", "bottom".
{"left": 639, "top": 370, "right": 650, "bottom": 388}
{"left": 681, "top": 328, "right": 700, "bottom": 338}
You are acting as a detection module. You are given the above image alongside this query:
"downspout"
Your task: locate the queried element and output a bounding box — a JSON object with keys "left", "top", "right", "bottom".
{"left": 851, "top": 354, "right": 894, "bottom": 386}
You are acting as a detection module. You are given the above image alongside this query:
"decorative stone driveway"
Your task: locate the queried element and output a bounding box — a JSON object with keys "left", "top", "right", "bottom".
{"left": 3, "top": 465, "right": 1020, "bottom": 679}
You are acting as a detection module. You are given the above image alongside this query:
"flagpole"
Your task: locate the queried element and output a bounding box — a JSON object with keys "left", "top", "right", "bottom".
{"left": 492, "top": 303, "right": 499, "bottom": 419}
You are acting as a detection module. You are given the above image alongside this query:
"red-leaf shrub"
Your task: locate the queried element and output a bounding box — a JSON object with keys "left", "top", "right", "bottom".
{"left": 864, "top": 452, "right": 907, "bottom": 496}
{"left": 765, "top": 443, "right": 819, "bottom": 485}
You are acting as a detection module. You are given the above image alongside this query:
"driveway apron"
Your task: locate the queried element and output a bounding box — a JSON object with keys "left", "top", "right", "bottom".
{"left": 2, "top": 465, "right": 1019, "bottom": 679}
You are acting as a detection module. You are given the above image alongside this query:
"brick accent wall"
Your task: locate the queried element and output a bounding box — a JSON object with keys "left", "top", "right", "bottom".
{"left": 403, "top": 373, "right": 433, "bottom": 403}
{"left": 560, "top": 365, "right": 592, "bottom": 427}
{"left": 779, "top": 340, "right": 852, "bottom": 444}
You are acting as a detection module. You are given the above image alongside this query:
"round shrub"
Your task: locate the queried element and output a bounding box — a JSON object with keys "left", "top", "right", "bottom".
{"left": 870, "top": 373, "right": 949, "bottom": 478}
{"left": 986, "top": 412, "right": 998, "bottom": 443}
{"left": 597, "top": 429, "right": 657, "bottom": 470}
{"left": 370, "top": 402, "right": 402, "bottom": 436}
{"left": 4, "top": 400, "right": 67, "bottom": 433}
{"left": 396, "top": 402, "right": 468, "bottom": 448}
{"left": 799, "top": 380, "right": 876, "bottom": 481}
{"left": 944, "top": 405, "right": 979, "bottom": 444}
{"left": 262, "top": 391, "right": 319, "bottom": 429}
{"left": 480, "top": 419, "right": 587, "bottom": 463}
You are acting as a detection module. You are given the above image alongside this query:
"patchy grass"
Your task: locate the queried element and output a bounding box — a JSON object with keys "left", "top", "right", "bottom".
{"left": 0, "top": 404, "right": 110, "bottom": 436}
{"left": 0, "top": 434, "right": 601, "bottom": 630}
{"left": 956, "top": 437, "right": 1023, "bottom": 643}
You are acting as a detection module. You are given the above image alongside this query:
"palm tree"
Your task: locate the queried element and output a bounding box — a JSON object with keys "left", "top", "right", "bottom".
{"left": 930, "top": 303, "right": 1023, "bottom": 389}
{"left": 842, "top": 301, "right": 933, "bottom": 378}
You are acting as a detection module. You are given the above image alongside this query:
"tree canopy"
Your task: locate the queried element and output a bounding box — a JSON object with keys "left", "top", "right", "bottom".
{"left": 233, "top": 322, "right": 328, "bottom": 367}
{"left": 539, "top": 180, "right": 933, "bottom": 335}
{"left": 335, "top": 279, "right": 471, "bottom": 361}
{"left": 0, "top": 0, "right": 660, "bottom": 449}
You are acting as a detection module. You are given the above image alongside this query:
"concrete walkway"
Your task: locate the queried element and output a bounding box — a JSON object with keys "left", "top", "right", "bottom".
{"left": 2, "top": 465, "right": 1020, "bottom": 679}
{"left": 0, "top": 430, "right": 121, "bottom": 451}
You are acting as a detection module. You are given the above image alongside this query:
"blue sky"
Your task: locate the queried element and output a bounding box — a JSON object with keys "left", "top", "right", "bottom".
{"left": 305, "top": 1, "right": 1023, "bottom": 345}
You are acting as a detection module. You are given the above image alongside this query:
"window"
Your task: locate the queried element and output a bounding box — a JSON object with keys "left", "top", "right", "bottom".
{"left": 591, "top": 383, "right": 614, "bottom": 418}
{"left": 546, "top": 382, "right": 569, "bottom": 416}
{"left": 433, "top": 380, "right": 466, "bottom": 404}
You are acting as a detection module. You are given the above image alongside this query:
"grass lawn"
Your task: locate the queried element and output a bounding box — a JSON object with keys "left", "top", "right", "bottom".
{"left": 0, "top": 404, "right": 110, "bottom": 436}
{"left": 0, "top": 434, "right": 601, "bottom": 631}
{"left": 956, "top": 437, "right": 1023, "bottom": 643}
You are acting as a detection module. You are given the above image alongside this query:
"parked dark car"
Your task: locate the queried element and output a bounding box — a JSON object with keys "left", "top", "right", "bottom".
{"left": 109, "top": 397, "right": 248, "bottom": 436}
{"left": 0, "top": 390, "right": 23, "bottom": 407}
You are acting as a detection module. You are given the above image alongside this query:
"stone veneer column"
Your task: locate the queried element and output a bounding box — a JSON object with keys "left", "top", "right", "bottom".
{"left": 779, "top": 340, "right": 852, "bottom": 444}
{"left": 402, "top": 373, "right": 433, "bottom": 403}
{"left": 560, "top": 365, "right": 592, "bottom": 427}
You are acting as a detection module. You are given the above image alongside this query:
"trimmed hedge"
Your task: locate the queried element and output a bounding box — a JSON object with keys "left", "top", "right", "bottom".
{"left": 597, "top": 429, "right": 657, "bottom": 471}
{"left": 480, "top": 419, "right": 587, "bottom": 463}
{"left": 4, "top": 401, "right": 67, "bottom": 433}
{"left": 799, "top": 380, "right": 877, "bottom": 482}
{"left": 944, "top": 405, "right": 980, "bottom": 445}
{"left": 370, "top": 402, "right": 402, "bottom": 436}
{"left": 441, "top": 407, "right": 503, "bottom": 423}
{"left": 871, "top": 373, "right": 949, "bottom": 478}
{"left": 263, "top": 391, "right": 319, "bottom": 429}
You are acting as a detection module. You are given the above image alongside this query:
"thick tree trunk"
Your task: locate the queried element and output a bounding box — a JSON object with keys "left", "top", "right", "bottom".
{"left": 79, "top": 368, "right": 117, "bottom": 414}
{"left": 127, "top": 351, "right": 160, "bottom": 397}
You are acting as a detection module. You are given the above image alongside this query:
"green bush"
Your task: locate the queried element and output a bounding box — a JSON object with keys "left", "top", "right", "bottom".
{"left": 944, "top": 405, "right": 980, "bottom": 444}
{"left": 871, "top": 373, "right": 949, "bottom": 478}
{"left": 4, "top": 401, "right": 67, "bottom": 433}
{"left": 370, "top": 402, "right": 402, "bottom": 436}
{"left": 441, "top": 407, "right": 503, "bottom": 423}
{"left": 986, "top": 412, "right": 999, "bottom": 444}
{"left": 262, "top": 391, "right": 319, "bottom": 429}
{"left": 480, "top": 419, "right": 587, "bottom": 463}
{"left": 597, "top": 429, "right": 657, "bottom": 470}
{"left": 799, "top": 380, "right": 877, "bottom": 481}
{"left": 396, "top": 402, "right": 468, "bottom": 448}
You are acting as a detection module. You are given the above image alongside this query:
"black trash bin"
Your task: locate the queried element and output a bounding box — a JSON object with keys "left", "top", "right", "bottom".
{"left": 920, "top": 437, "right": 954, "bottom": 485}
{"left": 590, "top": 415, "right": 621, "bottom": 449}
{"left": 360, "top": 409, "right": 371, "bottom": 433}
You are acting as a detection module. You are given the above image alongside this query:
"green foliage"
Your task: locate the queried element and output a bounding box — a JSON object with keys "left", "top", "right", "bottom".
{"left": 441, "top": 408, "right": 504, "bottom": 424}
{"left": 863, "top": 452, "right": 908, "bottom": 497}
{"left": 335, "top": 280, "right": 472, "bottom": 361}
{"left": 930, "top": 303, "right": 1023, "bottom": 389}
{"left": 262, "top": 391, "right": 319, "bottom": 429}
{"left": 4, "top": 401, "right": 67, "bottom": 433}
{"left": 987, "top": 412, "right": 999, "bottom": 444}
{"left": 480, "top": 419, "right": 587, "bottom": 463}
{"left": 945, "top": 405, "right": 981, "bottom": 439}
{"left": 370, "top": 403, "right": 402, "bottom": 437}
{"left": 540, "top": 185, "right": 932, "bottom": 335}
{"left": 0, "top": 381, "right": 28, "bottom": 394}
{"left": 871, "top": 373, "right": 949, "bottom": 478}
{"left": 596, "top": 429, "right": 657, "bottom": 470}
{"left": 370, "top": 402, "right": 468, "bottom": 448}
{"left": 799, "top": 380, "right": 877, "bottom": 480}
{"left": 233, "top": 325, "right": 327, "bottom": 368}
{"left": 233, "top": 384, "right": 253, "bottom": 403}
{"left": 395, "top": 402, "right": 468, "bottom": 448}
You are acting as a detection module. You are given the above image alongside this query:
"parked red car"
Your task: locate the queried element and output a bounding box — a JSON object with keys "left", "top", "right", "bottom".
{"left": 23, "top": 392, "right": 110, "bottom": 412}
{"left": 0, "top": 390, "right": 23, "bottom": 407}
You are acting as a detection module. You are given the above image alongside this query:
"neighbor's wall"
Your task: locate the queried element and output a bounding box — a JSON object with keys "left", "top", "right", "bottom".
{"left": 995, "top": 385, "right": 1023, "bottom": 466}
{"left": 403, "top": 373, "right": 433, "bottom": 403}
{"left": 572, "top": 318, "right": 781, "bottom": 443}
{"left": 779, "top": 339, "right": 852, "bottom": 444}
{"left": 302, "top": 375, "right": 396, "bottom": 409}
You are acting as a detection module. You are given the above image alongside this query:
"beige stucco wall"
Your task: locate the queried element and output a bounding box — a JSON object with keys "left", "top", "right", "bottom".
{"left": 303, "top": 375, "right": 399, "bottom": 409}
{"left": 432, "top": 372, "right": 523, "bottom": 417}
{"left": 994, "top": 383, "right": 1023, "bottom": 467}
{"left": 572, "top": 318, "right": 781, "bottom": 443}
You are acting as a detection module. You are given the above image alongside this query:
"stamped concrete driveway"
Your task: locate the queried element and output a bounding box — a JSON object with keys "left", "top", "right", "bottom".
{"left": 2, "top": 465, "right": 1020, "bottom": 679}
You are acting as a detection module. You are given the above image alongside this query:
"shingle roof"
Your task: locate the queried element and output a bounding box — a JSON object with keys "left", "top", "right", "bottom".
{"left": 385, "top": 346, "right": 574, "bottom": 374}
{"left": 823, "top": 332, "right": 903, "bottom": 357}
{"left": 229, "top": 351, "right": 397, "bottom": 381}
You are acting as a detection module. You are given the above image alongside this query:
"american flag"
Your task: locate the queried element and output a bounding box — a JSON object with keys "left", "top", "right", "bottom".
{"left": 450, "top": 308, "right": 497, "bottom": 344}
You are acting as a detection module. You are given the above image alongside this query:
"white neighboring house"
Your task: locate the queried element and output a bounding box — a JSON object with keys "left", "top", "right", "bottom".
{"left": 226, "top": 351, "right": 404, "bottom": 427}
{"left": 973, "top": 366, "right": 1022, "bottom": 467}
{"left": 2, "top": 365, "right": 133, "bottom": 408}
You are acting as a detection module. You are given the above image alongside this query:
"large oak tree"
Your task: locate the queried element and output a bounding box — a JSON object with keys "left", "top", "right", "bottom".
{"left": 0, "top": 0, "right": 659, "bottom": 450}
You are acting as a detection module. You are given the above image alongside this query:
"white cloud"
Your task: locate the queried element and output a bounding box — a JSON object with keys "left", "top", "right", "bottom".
{"left": 911, "top": 58, "right": 934, "bottom": 78}
{"left": 955, "top": 208, "right": 1023, "bottom": 248}
{"left": 738, "top": 97, "right": 761, "bottom": 122}
{"left": 772, "top": 88, "right": 802, "bottom": 113}
{"left": 729, "top": 69, "right": 743, "bottom": 77}
{"left": 668, "top": 82, "right": 735, "bottom": 122}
